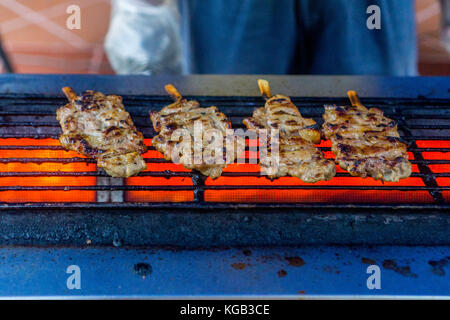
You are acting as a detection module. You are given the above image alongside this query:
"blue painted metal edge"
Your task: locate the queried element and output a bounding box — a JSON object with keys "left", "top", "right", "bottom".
{"left": 0, "top": 245, "right": 448, "bottom": 298}
{"left": 0, "top": 74, "right": 448, "bottom": 99}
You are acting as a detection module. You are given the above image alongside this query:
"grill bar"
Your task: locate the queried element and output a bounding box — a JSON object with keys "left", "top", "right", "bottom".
{"left": 3, "top": 122, "right": 450, "bottom": 129}
{"left": 192, "top": 173, "right": 207, "bottom": 202}
{"left": 1, "top": 145, "right": 450, "bottom": 153}
{"left": 0, "top": 171, "right": 431, "bottom": 177}
{"left": 1, "top": 157, "right": 448, "bottom": 165}
{"left": 0, "top": 185, "right": 448, "bottom": 191}
{"left": 398, "top": 116, "right": 445, "bottom": 203}
{"left": 2, "top": 134, "right": 450, "bottom": 141}
{"left": 1, "top": 90, "right": 449, "bottom": 208}
{"left": 0, "top": 202, "right": 447, "bottom": 210}
{"left": 1, "top": 75, "right": 450, "bottom": 249}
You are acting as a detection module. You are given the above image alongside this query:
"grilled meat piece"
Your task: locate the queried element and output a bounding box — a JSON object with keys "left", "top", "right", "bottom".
{"left": 322, "top": 90, "right": 411, "bottom": 181}
{"left": 150, "top": 84, "right": 232, "bottom": 179}
{"left": 56, "top": 87, "right": 147, "bottom": 178}
{"left": 243, "top": 79, "right": 335, "bottom": 182}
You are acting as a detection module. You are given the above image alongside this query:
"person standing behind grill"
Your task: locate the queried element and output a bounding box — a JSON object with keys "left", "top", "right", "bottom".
{"left": 105, "top": 0, "right": 417, "bottom": 76}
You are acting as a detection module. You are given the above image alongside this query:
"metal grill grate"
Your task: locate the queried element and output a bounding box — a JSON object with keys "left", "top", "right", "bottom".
{"left": 0, "top": 94, "right": 449, "bottom": 210}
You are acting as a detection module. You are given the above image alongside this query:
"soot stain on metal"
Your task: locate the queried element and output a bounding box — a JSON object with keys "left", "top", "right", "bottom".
{"left": 231, "top": 262, "right": 248, "bottom": 270}
{"left": 361, "top": 257, "right": 377, "bottom": 265}
{"left": 382, "top": 259, "right": 418, "bottom": 278}
{"left": 285, "top": 256, "right": 305, "bottom": 267}
{"left": 133, "top": 262, "right": 152, "bottom": 277}
{"left": 428, "top": 257, "right": 449, "bottom": 276}
{"left": 277, "top": 269, "right": 287, "bottom": 277}
{"left": 113, "top": 232, "right": 122, "bottom": 247}
{"left": 322, "top": 265, "right": 340, "bottom": 274}
{"left": 256, "top": 254, "right": 283, "bottom": 264}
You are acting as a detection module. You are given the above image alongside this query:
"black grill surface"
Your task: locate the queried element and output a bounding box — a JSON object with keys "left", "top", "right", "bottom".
{"left": 0, "top": 94, "right": 449, "bottom": 209}
{"left": 0, "top": 75, "right": 448, "bottom": 246}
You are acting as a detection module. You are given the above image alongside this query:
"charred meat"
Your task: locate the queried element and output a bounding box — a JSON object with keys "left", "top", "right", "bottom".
{"left": 243, "top": 79, "right": 335, "bottom": 182}
{"left": 322, "top": 90, "right": 411, "bottom": 181}
{"left": 150, "top": 84, "right": 232, "bottom": 179}
{"left": 56, "top": 87, "right": 147, "bottom": 178}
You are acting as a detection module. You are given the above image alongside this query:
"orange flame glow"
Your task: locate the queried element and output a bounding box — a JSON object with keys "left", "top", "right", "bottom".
{"left": 0, "top": 138, "right": 447, "bottom": 204}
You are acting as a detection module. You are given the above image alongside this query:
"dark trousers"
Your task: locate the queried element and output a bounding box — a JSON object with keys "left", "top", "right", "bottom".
{"left": 179, "top": 0, "right": 417, "bottom": 75}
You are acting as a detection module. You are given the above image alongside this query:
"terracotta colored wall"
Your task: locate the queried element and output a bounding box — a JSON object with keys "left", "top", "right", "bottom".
{"left": 0, "top": 0, "right": 449, "bottom": 75}
{"left": 0, "top": 0, "right": 113, "bottom": 74}
{"left": 416, "top": 0, "right": 450, "bottom": 74}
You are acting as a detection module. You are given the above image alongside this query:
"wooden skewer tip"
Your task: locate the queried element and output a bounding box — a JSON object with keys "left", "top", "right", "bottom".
{"left": 164, "top": 84, "right": 182, "bottom": 101}
{"left": 62, "top": 87, "right": 77, "bottom": 102}
{"left": 347, "top": 90, "right": 363, "bottom": 107}
{"left": 257, "top": 79, "right": 271, "bottom": 99}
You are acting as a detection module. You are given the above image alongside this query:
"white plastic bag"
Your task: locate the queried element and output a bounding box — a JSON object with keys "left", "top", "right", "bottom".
{"left": 105, "top": 0, "right": 183, "bottom": 75}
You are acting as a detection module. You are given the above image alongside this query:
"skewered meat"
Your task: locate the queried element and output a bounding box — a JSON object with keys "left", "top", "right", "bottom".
{"left": 243, "top": 79, "right": 336, "bottom": 182}
{"left": 322, "top": 90, "right": 412, "bottom": 181}
{"left": 56, "top": 87, "right": 147, "bottom": 178}
{"left": 150, "top": 84, "right": 232, "bottom": 179}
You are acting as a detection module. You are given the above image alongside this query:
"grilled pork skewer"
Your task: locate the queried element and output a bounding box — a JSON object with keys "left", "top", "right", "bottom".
{"left": 322, "top": 90, "right": 412, "bottom": 181}
{"left": 243, "top": 79, "right": 335, "bottom": 182}
{"left": 150, "top": 84, "right": 232, "bottom": 179}
{"left": 57, "top": 87, "right": 147, "bottom": 178}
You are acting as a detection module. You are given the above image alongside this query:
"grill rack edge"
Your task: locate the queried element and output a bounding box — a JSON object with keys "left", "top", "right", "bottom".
{"left": 0, "top": 94, "right": 449, "bottom": 209}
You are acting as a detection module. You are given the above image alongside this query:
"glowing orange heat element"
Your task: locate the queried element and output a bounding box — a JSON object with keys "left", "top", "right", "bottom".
{"left": 417, "top": 141, "right": 450, "bottom": 202}
{"left": 0, "top": 137, "right": 447, "bottom": 204}
{"left": 436, "top": 178, "right": 450, "bottom": 202}
{"left": 436, "top": 178, "right": 450, "bottom": 186}
{"left": 128, "top": 139, "right": 194, "bottom": 201}
{"left": 205, "top": 173, "right": 431, "bottom": 203}
{"left": 206, "top": 138, "right": 428, "bottom": 203}
{"left": 429, "top": 165, "right": 449, "bottom": 173}
{"left": 205, "top": 190, "right": 433, "bottom": 203}
{"left": 0, "top": 138, "right": 60, "bottom": 146}
{"left": 0, "top": 138, "right": 195, "bottom": 202}
{"left": 126, "top": 177, "right": 193, "bottom": 202}
{"left": 416, "top": 140, "right": 450, "bottom": 148}
{"left": 0, "top": 138, "right": 96, "bottom": 202}
{"left": 207, "top": 176, "right": 425, "bottom": 187}
{"left": 422, "top": 152, "right": 450, "bottom": 160}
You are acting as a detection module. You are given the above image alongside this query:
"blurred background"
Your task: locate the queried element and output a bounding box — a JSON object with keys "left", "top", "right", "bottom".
{"left": 0, "top": 0, "right": 448, "bottom": 75}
